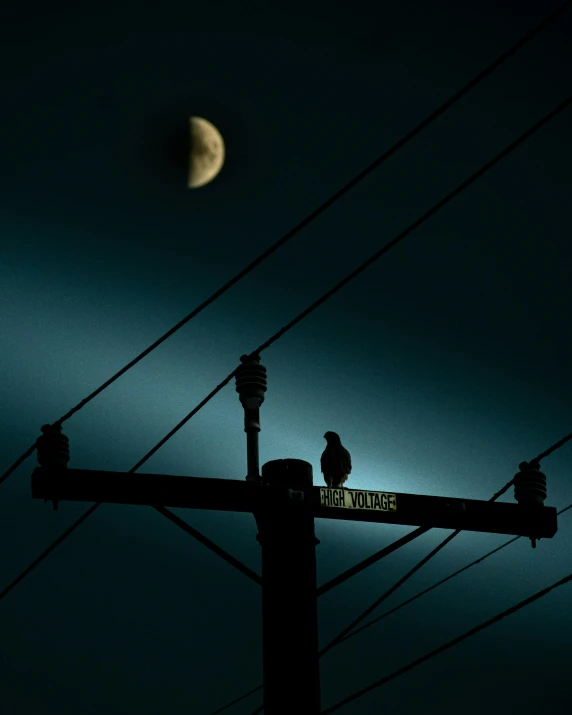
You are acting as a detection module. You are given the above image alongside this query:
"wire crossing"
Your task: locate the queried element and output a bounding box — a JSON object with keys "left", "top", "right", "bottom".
{"left": 238, "top": 477, "right": 565, "bottom": 714}
{"left": 336, "top": 502, "right": 572, "bottom": 647}
{"left": 106, "top": 89, "right": 572, "bottom": 483}
{"left": 248, "top": 542, "right": 572, "bottom": 715}
{"left": 318, "top": 478, "right": 516, "bottom": 656}
{"left": 2, "top": 90, "right": 572, "bottom": 610}
{"left": 214, "top": 498, "right": 571, "bottom": 715}
{"left": 321, "top": 569, "right": 572, "bottom": 713}
{"left": 2, "top": 0, "right": 571, "bottom": 489}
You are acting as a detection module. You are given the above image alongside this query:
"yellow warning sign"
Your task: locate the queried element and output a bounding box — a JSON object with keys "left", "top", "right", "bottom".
{"left": 320, "top": 488, "right": 397, "bottom": 511}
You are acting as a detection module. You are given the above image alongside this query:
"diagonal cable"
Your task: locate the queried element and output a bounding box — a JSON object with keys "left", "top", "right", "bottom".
{"left": 249, "top": 514, "right": 571, "bottom": 715}
{"left": 2, "top": 66, "right": 572, "bottom": 703}
{"left": 336, "top": 501, "right": 572, "bottom": 647}
{"left": 0, "top": 503, "right": 99, "bottom": 603}
{"left": 2, "top": 0, "right": 571, "bottom": 489}
{"left": 209, "top": 685, "right": 264, "bottom": 715}
{"left": 133, "top": 89, "right": 572, "bottom": 487}
{"left": 320, "top": 449, "right": 569, "bottom": 654}
{"left": 249, "top": 92, "right": 572, "bottom": 360}
{"left": 2, "top": 78, "right": 569, "bottom": 656}
{"left": 214, "top": 474, "right": 569, "bottom": 715}
{"left": 321, "top": 569, "right": 572, "bottom": 713}
{"left": 532, "top": 431, "right": 572, "bottom": 463}
{"left": 317, "top": 526, "right": 431, "bottom": 597}
{"left": 0, "top": 503, "right": 259, "bottom": 603}
{"left": 316, "top": 422, "right": 572, "bottom": 654}
{"left": 318, "top": 478, "right": 523, "bottom": 597}
{"left": 318, "top": 479, "right": 515, "bottom": 656}
{"left": 155, "top": 506, "right": 261, "bottom": 585}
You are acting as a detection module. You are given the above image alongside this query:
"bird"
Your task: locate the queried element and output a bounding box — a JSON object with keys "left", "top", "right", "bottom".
{"left": 321, "top": 431, "right": 352, "bottom": 488}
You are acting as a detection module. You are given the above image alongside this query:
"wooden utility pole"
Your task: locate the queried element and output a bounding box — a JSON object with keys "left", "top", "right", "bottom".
{"left": 256, "top": 458, "right": 321, "bottom": 713}
{"left": 31, "top": 355, "right": 558, "bottom": 714}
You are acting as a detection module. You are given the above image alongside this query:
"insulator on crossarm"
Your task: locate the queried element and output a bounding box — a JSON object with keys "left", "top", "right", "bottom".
{"left": 36, "top": 423, "right": 70, "bottom": 511}
{"left": 235, "top": 354, "right": 267, "bottom": 410}
{"left": 236, "top": 354, "right": 267, "bottom": 483}
{"left": 513, "top": 461, "right": 547, "bottom": 507}
{"left": 36, "top": 423, "right": 70, "bottom": 469}
{"left": 513, "top": 460, "right": 547, "bottom": 549}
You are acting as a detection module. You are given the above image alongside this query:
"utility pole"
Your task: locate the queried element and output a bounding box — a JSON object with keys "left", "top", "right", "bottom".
{"left": 31, "top": 355, "right": 558, "bottom": 714}
{"left": 256, "top": 458, "right": 321, "bottom": 714}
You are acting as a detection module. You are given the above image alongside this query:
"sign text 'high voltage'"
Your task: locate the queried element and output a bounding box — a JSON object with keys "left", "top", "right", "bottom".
{"left": 320, "top": 488, "right": 397, "bottom": 512}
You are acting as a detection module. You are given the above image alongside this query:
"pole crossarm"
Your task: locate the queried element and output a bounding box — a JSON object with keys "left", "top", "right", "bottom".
{"left": 314, "top": 487, "right": 557, "bottom": 538}
{"left": 317, "top": 525, "right": 430, "bottom": 597}
{"left": 31, "top": 467, "right": 258, "bottom": 512}
{"left": 153, "top": 506, "right": 262, "bottom": 586}
{"left": 31, "top": 468, "right": 558, "bottom": 541}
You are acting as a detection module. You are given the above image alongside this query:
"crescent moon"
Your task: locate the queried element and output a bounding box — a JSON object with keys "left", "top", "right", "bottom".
{"left": 188, "top": 116, "right": 225, "bottom": 189}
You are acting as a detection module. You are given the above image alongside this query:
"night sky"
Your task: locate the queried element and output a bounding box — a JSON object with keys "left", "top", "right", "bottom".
{"left": 1, "top": 1, "right": 571, "bottom": 713}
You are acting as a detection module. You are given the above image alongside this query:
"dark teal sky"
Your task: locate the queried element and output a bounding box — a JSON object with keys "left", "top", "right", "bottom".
{"left": 1, "top": 0, "right": 571, "bottom": 713}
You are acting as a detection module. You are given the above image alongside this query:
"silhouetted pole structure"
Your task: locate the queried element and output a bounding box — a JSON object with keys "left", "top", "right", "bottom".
{"left": 256, "top": 459, "right": 320, "bottom": 714}
{"left": 235, "top": 353, "right": 267, "bottom": 482}
{"left": 31, "top": 355, "right": 558, "bottom": 715}
{"left": 236, "top": 354, "right": 320, "bottom": 710}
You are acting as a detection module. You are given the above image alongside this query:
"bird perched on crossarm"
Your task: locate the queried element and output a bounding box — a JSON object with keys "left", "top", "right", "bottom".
{"left": 321, "top": 431, "right": 352, "bottom": 488}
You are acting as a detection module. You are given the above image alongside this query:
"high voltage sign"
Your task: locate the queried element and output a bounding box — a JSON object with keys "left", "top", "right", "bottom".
{"left": 320, "top": 488, "right": 397, "bottom": 512}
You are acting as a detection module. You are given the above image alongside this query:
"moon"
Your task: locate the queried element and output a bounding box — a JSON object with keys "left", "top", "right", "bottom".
{"left": 188, "top": 116, "right": 225, "bottom": 189}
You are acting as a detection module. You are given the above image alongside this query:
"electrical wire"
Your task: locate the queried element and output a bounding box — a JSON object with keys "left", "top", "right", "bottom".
{"left": 2, "top": 0, "right": 571, "bottom": 489}
{"left": 0, "top": 504, "right": 99, "bottom": 603}
{"left": 317, "top": 525, "right": 431, "bottom": 597}
{"left": 218, "top": 491, "right": 571, "bottom": 715}
{"left": 321, "top": 569, "right": 572, "bottom": 713}
{"left": 335, "top": 502, "right": 572, "bottom": 647}
{"left": 0, "top": 7, "right": 570, "bottom": 715}
{"left": 2, "top": 84, "right": 570, "bottom": 633}
{"left": 155, "top": 506, "right": 262, "bottom": 585}
{"left": 2, "top": 9, "right": 572, "bottom": 710}
{"left": 209, "top": 685, "right": 263, "bottom": 715}
{"left": 106, "top": 89, "right": 572, "bottom": 492}
{"left": 249, "top": 97, "right": 572, "bottom": 361}
{"left": 320, "top": 460, "right": 569, "bottom": 654}
{"left": 318, "top": 478, "right": 516, "bottom": 656}
{"left": 532, "top": 431, "right": 572, "bottom": 463}
{"left": 244, "top": 479, "right": 518, "bottom": 713}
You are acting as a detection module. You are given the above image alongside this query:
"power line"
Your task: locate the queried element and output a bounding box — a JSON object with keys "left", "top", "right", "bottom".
{"left": 6, "top": 87, "right": 572, "bottom": 713}
{"left": 216, "top": 493, "right": 571, "bottom": 715}
{"left": 320, "top": 456, "right": 571, "bottom": 654}
{"left": 2, "top": 9, "right": 571, "bottom": 710}
{"left": 335, "top": 501, "right": 572, "bottom": 647}
{"left": 109, "top": 89, "right": 572, "bottom": 495}
{"left": 318, "top": 479, "right": 516, "bottom": 656}
{"left": 2, "top": 0, "right": 571, "bottom": 490}
{"left": 533, "top": 431, "right": 572, "bottom": 463}
{"left": 0, "top": 502, "right": 260, "bottom": 602}
{"left": 5, "top": 87, "right": 569, "bottom": 612}
{"left": 321, "top": 569, "right": 572, "bottom": 714}
{"left": 251, "top": 93, "right": 572, "bottom": 358}
{"left": 317, "top": 525, "right": 431, "bottom": 597}
{"left": 1, "top": 83, "right": 567, "bottom": 702}
{"left": 209, "top": 685, "right": 264, "bottom": 715}
{"left": 0, "top": 503, "right": 99, "bottom": 603}
{"left": 208, "top": 530, "right": 438, "bottom": 711}
{"left": 155, "top": 506, "right": 262, "bottom": 586}
{"left": 319, "top": 529, "right": 462, "bottom": 657}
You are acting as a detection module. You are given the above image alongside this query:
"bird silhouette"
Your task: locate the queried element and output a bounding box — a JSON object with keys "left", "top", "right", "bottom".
{"left": 321, "top": 431, "right": 352, "bottom": 488}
